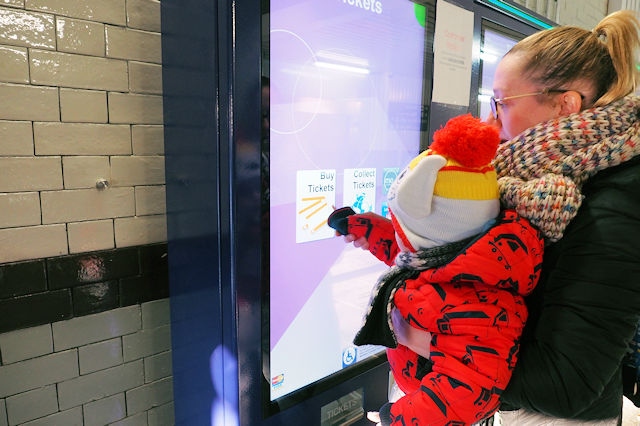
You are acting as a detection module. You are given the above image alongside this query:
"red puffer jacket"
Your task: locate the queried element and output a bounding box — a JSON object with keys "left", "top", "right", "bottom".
{"left": 357, "top": 210, "right": 544, "bottom": 425}
{"left": 349, "top": 210, "right": 544, "bottom": 426}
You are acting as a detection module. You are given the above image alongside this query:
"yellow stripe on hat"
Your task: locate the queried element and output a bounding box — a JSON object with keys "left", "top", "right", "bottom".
{"left": 434, "top": 166, "right": 499, "bottom": 200}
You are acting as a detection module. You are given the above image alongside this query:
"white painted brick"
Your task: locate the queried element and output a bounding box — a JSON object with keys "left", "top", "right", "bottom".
{"left": 0, "top": 46, "right": 28, "bottom": 84}
{"left": 110, "top": 411, "right": 147, "bottom": 426}
{"left": 125, "top": 377, "right": 173, "bottom": 415}
{"left": 58, "top": 360, "right": 144, "bottom": 410}
{"left": 0, "top": 120, "right": 33, "bottom": 156}
{"left": 41, "top": 187, "right": 135, "bottom": 224}
{"left": 1, "top": 0, "right": 23, "bottom": 8}
{"left": 0, "top": 192, "right": 41, "bottom": 229}
{"left": 144, "top": 351, "right": 172, "bottom": 383}
{"left": 135, "top": 185, "right": 166, "bottom": 216}
{"left": 0, "top": 83, "right": 59, "bottom": 122}
{"left": 34, "top": 122, "right": 131, "bottom": 156}
{"left": 148, "top": 401, "right": 174, "bottom": 426}
{"left": 0, "top": 350, "right": 78, "bottom": 398}
{"left": 6, "top": 384, "right": 58, "bottom": 424}
{"left": 21, "top": 406, "right": 82, "bottom": 426}
{"left": 63, "top": 156, "right": 110, "bottom": 189}
{"left": 126, "top": 0, "right": 161, "bottom": 32}
{"left": 0, "top": 157, "right": 62, "bottom": 192}
{"left": 0, "top": 324, "right": 52, "bottom": 364}
{"left": 0, "top": 224, "right": 67, "bottom": 263}
{"left": 60, "top": 89, "right": 108, "bottom": 123}
{"left": 28, "top": 0, "right": 126, "bottom": 25}
{"left": 114, "top": 214, "right": 167, "bottom": 247}
{"left": 141, "top": 299, "right": 171, "bottom": 329}
{"left": 0, "top": 399, "right": 6, "bottom": 426}
{"left": 111, "top": 156, "right": 165, "bottom": 186}
{"left": 105, "top": 26, "right": 161, "bottom": 63}
{"left": 131, "top": 125, "right": 163, "bottom": 155}
{"left": 30, "top": 50, "right": 128, "bottom": 92}
{"left": 52, "top": 305, "right": 140, "bottom": 351}
{"left": 123, "top": 324, "right": 171, "bottom": 362}
{"left": 129, "top": 61, "right": 162, "bottom": 94}
{"left": 68, "top": 219, "right": 115, "bottom": 254}
{"left": 108, "top": 92, "right": 163, "bottom": 124}
{"left": 83, "top": 393, "right": 126, "bottom": 426}
{"left": 78, "top": 337, "right": 123, "bottom": 374}
{"left": 0, "top": 8, "right": 55, "bottom": 49}
{"left": 56, "top": 17, "right": 105, "bottom": 56}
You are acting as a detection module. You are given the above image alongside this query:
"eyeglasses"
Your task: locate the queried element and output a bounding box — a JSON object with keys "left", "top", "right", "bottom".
{"left": 490, "top": 89, "right": 572, "bottom": 120}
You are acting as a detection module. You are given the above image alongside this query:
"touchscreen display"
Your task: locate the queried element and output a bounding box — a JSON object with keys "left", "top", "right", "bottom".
{"left": 269, "top": 0, "right": 427, "bottom": 401}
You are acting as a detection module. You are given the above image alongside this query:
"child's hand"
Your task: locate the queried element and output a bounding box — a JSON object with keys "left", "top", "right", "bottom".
{"left": 343, "top": 233, "right": 370, "bottom": 250}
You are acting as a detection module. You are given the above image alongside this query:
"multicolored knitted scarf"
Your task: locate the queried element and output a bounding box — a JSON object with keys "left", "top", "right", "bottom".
{"left": 493, "top": 95, "right": 640, "bottom": 242}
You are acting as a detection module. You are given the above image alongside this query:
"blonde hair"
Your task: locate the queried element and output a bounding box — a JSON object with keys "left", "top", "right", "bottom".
{"left": 507, "top": 10, "right": 640, "bottom": 107}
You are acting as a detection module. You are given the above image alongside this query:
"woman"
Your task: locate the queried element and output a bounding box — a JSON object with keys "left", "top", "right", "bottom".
{"left": 486, "top": 9, "right": 640, "bottom": 425}
{"left": 345, "top": 9, "right": 640, "bottom": 426}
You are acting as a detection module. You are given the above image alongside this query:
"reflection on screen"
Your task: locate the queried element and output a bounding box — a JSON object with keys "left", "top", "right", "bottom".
{"left": 269, "top": 0, "right": 427, "bottom": 401}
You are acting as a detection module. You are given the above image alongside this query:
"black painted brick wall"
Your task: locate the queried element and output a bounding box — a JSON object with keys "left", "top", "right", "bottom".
{"left": 0, "top": 243, "right": 169, "bottom": 334}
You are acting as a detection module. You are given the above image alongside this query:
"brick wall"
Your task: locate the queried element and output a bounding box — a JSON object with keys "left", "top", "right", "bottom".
{"left": 0, "top": 0, "right": 171, "bottom": 425}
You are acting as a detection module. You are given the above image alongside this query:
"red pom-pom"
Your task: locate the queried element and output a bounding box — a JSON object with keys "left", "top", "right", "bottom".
{"left": 429, "top": 114, "right": 500, "bottom": 168}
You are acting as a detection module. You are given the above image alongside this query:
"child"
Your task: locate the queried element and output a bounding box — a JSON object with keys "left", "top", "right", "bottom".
{"left": 328, "top": 114, "right": 544, "bottom": 425}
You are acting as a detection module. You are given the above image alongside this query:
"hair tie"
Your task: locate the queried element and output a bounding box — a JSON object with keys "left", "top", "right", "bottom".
{"left": 594, "top": 28, "right": 607, "bottom": 43}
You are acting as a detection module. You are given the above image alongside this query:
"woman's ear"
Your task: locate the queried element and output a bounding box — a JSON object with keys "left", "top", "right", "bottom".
{"left": 559, "top": 90, "right": 583, "bottom": 115}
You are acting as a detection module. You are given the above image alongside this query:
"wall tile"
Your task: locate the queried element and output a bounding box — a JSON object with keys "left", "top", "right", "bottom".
{"left": 0, "top": 324, "right": 52, "bottom": 364}
{"left": 141, "top": 298, "right": 170, "bottom": 329}
{"left": 78, "top": 337, "right": 122, "bottom": 374}
{"left": 0, "top": 258, "right": 46, "bottom": 298}
{"left": 107, "top": 93, "right": 163, "bottom": 124}
{"left": 0, "top": 83, "right": 59, "bottom": 121}
{"left": 34, "top": 122, "right": 131, "bottom": 156}
{"left": 147, "top": 401, "right": 174, "bottom": 426}
{"left": 1, "top": 0, "right": 24, "bottom": 8}
{"left": 135, "top": 186, "right": 166, "bottom": 216}
{"left": 105, "top": 26, "right": 161, "bottom": 63}
{"left": 63, "top": 156, "right": 111, "bottom": 189}
{"left": 0, "top": 192, "right": 41, "bottom": 228}
{"left": 0, "top": 46, "right": 28, "bottom": 84}
{"left": 111, "top": 156, "right": 165, "bottom": 186}
{"left": 6, "top": 384, "right": 58, "bottom": 424}
{"left": 129, "top": 62, "right": 162, "bottom": 94}
{"left": 0, "top": 121, "right": 33, "bottom": 156}
{"left": 125, "top": 376, "right": 172, "bottom": 415}
{"left": 0, "top": 8, "right": 55, "bottom": 49}
{"left": 67, "top": 219, "right": 115, "bottom": 254}
{"left": 126, "top": 0, "right": 161, "bottom": 32}
{"left": 0, "top": 399, "right": 6, "bottom": 426}
{"left": 59, "top": 89, "right": 108, "bottom": 123}
{"left": 115, "top": 215, "right": 167, "bottom": 247}
{"left": 72, "top": 280, "right": 119, "bottom": 316}
{"left": 110, "top": 411, "right": 147, "bottom": 426}
{"left": 0, "top": 157, "right": 62, "bottom": 192}
{"left": 27, "top": 0, "right": 126, "bottom": 25}
{"left": 56, "top": 17, "right": 105, "bottom": 56}
{"left": 47, "top": 246, "right": 138, "bottom": 289}
{"left": 0, "top": 224, "right": 68, "bottom": 264}
{"left": 0, "top": 289, "right": 72, "bottom": 333}
{"left": 41, "top": 187, "right": 135, "bottom": 224}
{"left": 0, "top": 349, "right": 78, "bottom": 398}
{"left": 82, "top": 392, "right": 126, "bottom": 426}
{"left": 131, "top": 125, "right": 164, "bottom": 155}
{"left": 52, "top": 305, "right": 140, "bottom": 351}
{"left": 30, "top": 49, "right": 128, "bottom": 91}
{"left": 57, "top": 359, "right": 144, "bottom": 410}
{"left": 19, "top": 406, "right": 82, "bottom": 426}
{"left": 143, "top": 351, "right": 172, "bottom": 383}
{"left": 122, "top": 324, "right": 170, "bottom": 362}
